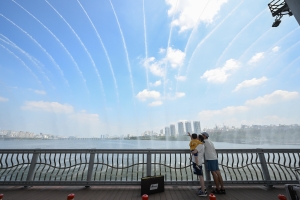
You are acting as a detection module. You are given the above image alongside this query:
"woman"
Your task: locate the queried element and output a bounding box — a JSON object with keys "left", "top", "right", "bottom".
{"left": 191, "top": 134, "right": 207, "bottom": 197}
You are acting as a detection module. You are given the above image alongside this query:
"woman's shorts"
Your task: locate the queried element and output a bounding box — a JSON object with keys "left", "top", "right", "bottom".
{"left": 193, "top": 163, "right": 203, "bottom": 176}
{"left": 206, "top": 160, "right": 219, "bottom": 171}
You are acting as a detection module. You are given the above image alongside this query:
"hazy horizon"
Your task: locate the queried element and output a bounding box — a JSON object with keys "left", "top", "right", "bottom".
{"left": 0, "top": 0, "right": 300, "bottom": 137}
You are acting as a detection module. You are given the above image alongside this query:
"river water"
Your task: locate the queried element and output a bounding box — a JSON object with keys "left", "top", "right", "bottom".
{"left": 0, "top": 139, "right": 299, "bottom": 149}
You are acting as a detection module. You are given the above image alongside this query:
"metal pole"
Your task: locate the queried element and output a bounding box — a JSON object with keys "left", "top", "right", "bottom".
{"left": 146, "top": 150, "right": 151, "bottom": 177}
{"left": 25, "top": 149, "right": 40, "bottom": 187}
{"left": 86, "top": 149, "right": 96, "bottom": 187}
{"left": 257, "top": 149, "right": 272, "bottom": 188}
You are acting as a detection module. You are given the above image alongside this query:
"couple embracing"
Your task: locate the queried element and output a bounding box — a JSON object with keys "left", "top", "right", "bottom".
{"left": 189, "top": 132, "right": 226, "bottom": 197}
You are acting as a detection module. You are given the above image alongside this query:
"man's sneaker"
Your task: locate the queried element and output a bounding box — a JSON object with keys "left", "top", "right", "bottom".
{"left": 197, "top": 190, "right": 207, "bottom": 197}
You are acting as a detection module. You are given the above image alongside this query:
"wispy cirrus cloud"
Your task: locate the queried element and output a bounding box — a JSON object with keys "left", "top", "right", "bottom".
{"left": 201, "top": 59, "right": 240, "bottom": 83}
{"left": 245, "top": 90, "right": 299, "bottom": 106}
{"left": 199, "top": 90, "right": 299, "bottom": 127}
{"left": 175, "top": 75, "right": 186, "bottom": 81}
{"left": 21, "top": 101, "right": 74, "bottom": 113}
{"left": 272, "top": 46, "right": 280, "bottom": 52}
{"left": 166, "top": 0, "right": 228, "bottom": 32}
{"left": 136, "top": 89, "right": 161, "bottom": 101}
{"left": 148, "top": 101, "right": 163, "bottom": 107}
{"left": 248, "top": 52, "right": 264, "bottom": 65}
{"left": 29, "top": 89, "right": 46, "bottom": 95}
{"left": 150, "top": 80, "right": 162, "bottom": 87}
{"left": 233, "top": 76, "right": 268, "bottom": 92}
{"left": 0, "top": 96, "right": 9, "bottom": 102}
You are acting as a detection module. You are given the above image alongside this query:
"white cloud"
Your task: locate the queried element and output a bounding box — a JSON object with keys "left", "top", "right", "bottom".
{"left": 136, "top": 89, "right": 161, "bottom": 101}
{"left": 199, "top": 106, "right": 249, "bottom": 119}
{"left": 166, "top": 0, "right": 228, "bottom": 32}
{"left": 21, "top": 101, "right": 74, "bottom": 113}
{"left": 248, "top": 52, "right": 264, "bottom": 65}
{"left": 233, "top": 76, "right": 268, "bottom": 92}
{"left": 150, "top": 80, "right": 161, "bottom": 87}
{"left": 143, "top": 57, "right": 165, "bottom": 77}
{"left": 272, "top": 46, "right": 280, "bottom": 52}
{"left": 166, "top": 92, "right": 186, "bottom": 100}
{"left": 143, "top": 47, "right": 185, "bottom": 76}
{"left": 175, "top": 75, "right": 186, "bottom": 81}
{"left": 148, "top": 101, "right": 163, "bottom": 106}
{"left": 245, "top": 90, "right": 299, "bottom": 106}
{"left": 68, "top": 110, "right": 100, "bottom": 124}
{"left": 175, "top": 92, "right": 185, "bottom": 98}
{"left": 29, "top": 89, "right": 46, "bottom": 95}
{"left": 198, "top": 90, "right": 300, "bottom": 128}
{"left": 166, "top": 47, "right": 185, "bottom": 68}
{"left": 201, "top": 59, "right": 240, "bottom": 83}
{"left": 0, "top": 96, "right": 9, "bottom": 102}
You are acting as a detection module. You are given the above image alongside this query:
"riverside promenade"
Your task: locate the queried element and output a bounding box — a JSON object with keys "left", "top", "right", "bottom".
{"left": 0, "top": 185, "right": 287, "bottom": 200}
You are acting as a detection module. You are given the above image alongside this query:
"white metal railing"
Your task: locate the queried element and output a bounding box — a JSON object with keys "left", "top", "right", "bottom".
{"left": 0, "top": 148, "right": 299, "bottom": 187}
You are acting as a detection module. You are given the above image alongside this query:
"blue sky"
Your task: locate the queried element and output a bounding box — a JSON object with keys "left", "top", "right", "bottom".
{"left": 0, "top": 0, "right": 299, "bottom": 137}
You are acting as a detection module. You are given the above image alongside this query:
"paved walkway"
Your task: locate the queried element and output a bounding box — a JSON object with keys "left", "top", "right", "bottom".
{"left": 0, "top": 185, "right": 287, "bottom": 200}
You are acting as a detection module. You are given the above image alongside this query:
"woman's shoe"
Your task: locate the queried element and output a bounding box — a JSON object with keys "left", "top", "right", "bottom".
{"left": 211, "top": 189, "right": 221, "bottom": 194}
{"left": 220, "top": 189, "right": 226, "bottom": 194}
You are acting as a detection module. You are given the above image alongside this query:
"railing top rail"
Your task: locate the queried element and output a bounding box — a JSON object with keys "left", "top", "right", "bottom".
{"left": 0, "top": 148, "right": 299, "bottom": 153}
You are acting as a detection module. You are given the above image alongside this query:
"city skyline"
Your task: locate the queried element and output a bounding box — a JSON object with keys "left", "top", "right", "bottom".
{"left": 0, "top": 0, "right": 300, "bottom": 137}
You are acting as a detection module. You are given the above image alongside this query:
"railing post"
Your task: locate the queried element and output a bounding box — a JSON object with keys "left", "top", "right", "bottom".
{"left": 257, "top": 149, "right": 272, "bottom": 188}
{"left": 25, "top": 149, "right": 40, "bottom": 187}
{"left": 146, "top": 150, "right": 151, "bottom": 177}
{"left": 86, "top": 149, "right": 95, "bottom": 187}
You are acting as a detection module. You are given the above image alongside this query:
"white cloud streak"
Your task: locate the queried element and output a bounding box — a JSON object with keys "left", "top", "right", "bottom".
{"left": 233, "top": 76, "right": 268, "bottom": 92}
{"left": 150, "top": 80, "right": 162, "bottom": 87}
{"left": 248, "top": 52, "right": 265, "bottom": 65}
{"left": 21, "top": 101, "right": 74, "bottom": 113}
{"left": 245, "top": 90, "right": 299, "bottom": 106}
{"left": 0, "top": 96, "right": 9, "bottom": 102}
{"left": 272, "top": 46, "right": 280, "bottom": 52}
{"left": 148, "top": 101, "right": 163, "bottom": 106}
{"left": 0, "top": 13, "right": 68, "bottom": 86}
{"left": 109, "top": 0, "right": 135, "bottom": 101}
{"left": 199, "top": 90, "right": 299, "bottom": 127}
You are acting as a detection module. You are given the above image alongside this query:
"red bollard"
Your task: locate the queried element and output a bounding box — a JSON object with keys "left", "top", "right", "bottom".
{"left": 209, "top": 193, "right": 217, "bottom": 200}
{"left": 278, "top": 194, "right": 287, "bottom": 200}
{"left": 0, "top": 194, "right": 3, "bottom": 200}
{"left": 67, "top": 193, "right": 75, "bottom": 200}
{"left": 142, "top": 194, "right": 148, "bottom": 200}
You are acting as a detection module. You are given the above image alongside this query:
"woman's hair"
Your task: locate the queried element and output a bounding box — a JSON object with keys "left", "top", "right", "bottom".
{"left": 198, "top": 134, "right": 205, "bottom": 143}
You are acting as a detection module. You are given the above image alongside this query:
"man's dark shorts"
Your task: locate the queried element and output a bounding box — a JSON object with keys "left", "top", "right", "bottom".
{"left": 206, "top": 160, "right": 219, "bottom": 171}
{"left": 193, "top": 163, "right": 203, "bottom": 176}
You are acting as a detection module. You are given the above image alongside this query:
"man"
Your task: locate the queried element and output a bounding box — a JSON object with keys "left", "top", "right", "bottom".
{"left": 202, "top": 132, "right": 226, "bottom": 194}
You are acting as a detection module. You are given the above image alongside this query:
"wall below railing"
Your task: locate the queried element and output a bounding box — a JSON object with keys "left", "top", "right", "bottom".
{"left": 0, "top": 149, "right": 299, "bottom": 187}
